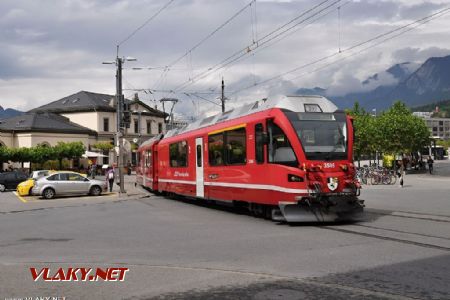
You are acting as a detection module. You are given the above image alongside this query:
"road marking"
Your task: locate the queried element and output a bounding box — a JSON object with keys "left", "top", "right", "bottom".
{"left": 13, "top": 191, "right": 27, "bottom": 203}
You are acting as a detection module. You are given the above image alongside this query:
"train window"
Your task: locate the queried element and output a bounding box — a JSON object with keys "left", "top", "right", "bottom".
{"left": 255, "top": 123, "right": 264, "bottom": 164}
{"left": 169, "top": 141, "right": 188, "bottom": 167}
{"left": 225, "top": 127, "right": 246, "bottom": 165}
{"left": 209, "top": 133, "right": 224, "bottom": 166}
{"left": 268, "top": 122, "right": 298, "bottom": 166}
{"left": 196, "top": 145, "right": 202, "bottom": 167}
{"left": 145, "top": 150, "right": 152, "bottom": 167}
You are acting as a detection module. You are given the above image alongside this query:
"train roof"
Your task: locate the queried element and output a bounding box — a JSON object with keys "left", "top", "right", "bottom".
{"left": 163, "top": 95, "right": 337, "bottom": 138}
{"left": 139, "top": 95, "right": 338, "bottom": 147}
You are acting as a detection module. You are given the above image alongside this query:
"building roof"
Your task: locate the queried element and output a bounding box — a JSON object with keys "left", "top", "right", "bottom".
{"left": 0, "top": 112, "right": 97, "bottom": 135}
{"left": 29, "top": 90, "right": 166, "bottom": 117}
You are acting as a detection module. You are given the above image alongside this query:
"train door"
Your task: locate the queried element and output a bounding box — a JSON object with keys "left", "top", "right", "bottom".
{"left": 195, "top": 137, "right": 204, "bottom": 197}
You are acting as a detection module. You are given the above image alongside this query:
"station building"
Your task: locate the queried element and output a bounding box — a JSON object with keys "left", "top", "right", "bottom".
{"left": 0, "top": 91, "right": 167, "bottom": 170}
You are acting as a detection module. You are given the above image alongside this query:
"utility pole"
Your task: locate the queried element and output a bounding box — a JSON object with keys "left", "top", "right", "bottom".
{"left": 221, "top": 77, "right": 225, "bottom": 113}
{"left": 115, "top": 56, "right": 126, "bottom": 194}
{"left": 103, "top": 50, "right": 136, "bottom": 194}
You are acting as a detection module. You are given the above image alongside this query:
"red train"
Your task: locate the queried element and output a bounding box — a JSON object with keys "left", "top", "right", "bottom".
{"left": 136, "top": 95, "right": 363, "bottom": 222}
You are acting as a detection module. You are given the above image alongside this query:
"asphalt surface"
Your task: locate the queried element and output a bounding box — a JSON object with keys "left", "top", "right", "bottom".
{"left": 1, "top": 161, "right": 450, "bottom": 299}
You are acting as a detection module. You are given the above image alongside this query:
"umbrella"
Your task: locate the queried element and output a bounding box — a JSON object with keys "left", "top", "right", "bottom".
{"left": 82, "top": 151, "right": 107, "bottom": 158}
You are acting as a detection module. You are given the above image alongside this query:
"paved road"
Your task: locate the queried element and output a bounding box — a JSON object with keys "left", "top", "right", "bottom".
{"left": 0, "top": 163, "right": 450, "bottom": 299}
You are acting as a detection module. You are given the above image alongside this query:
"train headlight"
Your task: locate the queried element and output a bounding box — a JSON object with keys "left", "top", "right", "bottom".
{"left": 288, "top": 174, "right": 304, "bottom": 182}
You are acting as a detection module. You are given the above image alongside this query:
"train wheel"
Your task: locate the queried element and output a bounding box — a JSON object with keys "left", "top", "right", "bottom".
{"left": 263, "top": 206, "right": 273, "bottom": 220}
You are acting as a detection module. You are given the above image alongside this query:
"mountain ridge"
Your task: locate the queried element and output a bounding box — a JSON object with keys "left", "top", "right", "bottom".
{"left": 295, "top": 54, "right": 450, "bottom": 110}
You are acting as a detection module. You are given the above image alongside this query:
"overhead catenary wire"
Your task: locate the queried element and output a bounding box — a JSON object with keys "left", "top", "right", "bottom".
{"left": 166, "top": 0, "right": 255, "bottom": 68}
{"left": 173, "top": 0, "right": 341, "bottom": 92}
{"left": 117, "top": 0, "right": 176, "bottom": 47}
{"left": 156, "top": 0, "right": 255, "bottom": 96}
{"left": 229, "top": 6, "right": 450, "bottom": 96}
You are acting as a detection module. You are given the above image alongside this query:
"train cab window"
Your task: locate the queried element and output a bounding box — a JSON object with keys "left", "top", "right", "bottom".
{"left": 170, "top": 141, "right": 188, "bottom": 167}
{"left": 209, "top": 133, "right": 224, "bottom": 166}
{"left": 268, "top": 122, "right": 298, "bottom": 167}
{"left": 255, "top": 123, "right": 265, "bottom": 164}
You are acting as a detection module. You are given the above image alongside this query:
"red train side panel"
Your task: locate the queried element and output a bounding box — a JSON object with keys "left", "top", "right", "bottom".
{"left": 137, "top": 96, "right": 364, "bottom": 222}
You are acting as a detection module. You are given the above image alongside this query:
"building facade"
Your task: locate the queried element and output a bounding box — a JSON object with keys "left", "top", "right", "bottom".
{"left": 0, "top": 91, "right": 167, "bottom": 170}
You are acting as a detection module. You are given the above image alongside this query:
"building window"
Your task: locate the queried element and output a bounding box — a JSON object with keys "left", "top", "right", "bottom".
{"left": 103, "top": 150, "right": 109, "bottom": 165}
{"left": 134, "top": 119, "right": 139, "bottom": 134}
{"left": 169, "top": 141, "right": 188, "bottom": 167}
{"left": 147, "top": 120, "right": 151, "bottom": 134}
{"left": 158, "top": 123, "right": 163, "bottom": 134}
{"left": 103, "top": 118, "right": 109, "bottom": 132}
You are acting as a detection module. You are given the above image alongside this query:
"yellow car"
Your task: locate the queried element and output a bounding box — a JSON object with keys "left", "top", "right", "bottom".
{"left": 17, "top": 170, "right": 52, "bottom": 196}
{"left": 16, "top": 170, "right": 86, "bottom": 196}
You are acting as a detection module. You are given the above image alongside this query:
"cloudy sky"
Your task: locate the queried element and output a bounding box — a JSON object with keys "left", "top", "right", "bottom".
{"left": 1, "top": 0, "right": 450, "bottom": 118}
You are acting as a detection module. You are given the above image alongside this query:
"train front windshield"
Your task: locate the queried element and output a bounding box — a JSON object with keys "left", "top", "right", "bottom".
{"left": 285, "top": 111, "right": 348, "bottom": 161}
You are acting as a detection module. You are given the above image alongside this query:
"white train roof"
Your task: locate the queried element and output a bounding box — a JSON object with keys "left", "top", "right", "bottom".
{"left": 162, "top": 95, "right": 338, "bottom": 139}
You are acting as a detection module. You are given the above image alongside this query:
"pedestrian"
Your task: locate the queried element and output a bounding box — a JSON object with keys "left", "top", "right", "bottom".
{"left": 398, "top": 160, "right": 405, "bottom": 188}
{"left": 427, "top": 156, "right": 434, "bottom": 174}
{"left": 91, "top": 164, "right": 97, "bottom": 179}
{"left": 106, "top": 167, "right": 115, "bottom": 192}
{"left": 127, "top": 161, "right": 132, "bottom": 176}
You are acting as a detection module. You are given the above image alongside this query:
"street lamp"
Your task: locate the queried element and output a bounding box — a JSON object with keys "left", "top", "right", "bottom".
{"left": 102, "top": 55, "right": 137, "bottom": 194}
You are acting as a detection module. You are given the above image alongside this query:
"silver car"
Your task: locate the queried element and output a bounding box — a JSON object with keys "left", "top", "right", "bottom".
{"left": 32, "top": 171, "right": 107, "bottom": 199}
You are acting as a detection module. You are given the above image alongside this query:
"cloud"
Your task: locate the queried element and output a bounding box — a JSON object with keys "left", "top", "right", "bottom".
{"left": 0, "top": 0, "right": 450, "bottom": 120}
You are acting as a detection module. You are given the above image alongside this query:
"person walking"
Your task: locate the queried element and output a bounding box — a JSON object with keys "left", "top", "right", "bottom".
{"left": 427, "top": 156, "right": 434, "bottom": 174}
{"left": 106, "top": 167, "right": 115, "bottom": 192}
{"left": 398, "top": 160, "right": 405, "bottom": 188}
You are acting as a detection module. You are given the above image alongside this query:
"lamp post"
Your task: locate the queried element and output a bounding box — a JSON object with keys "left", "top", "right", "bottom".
{"left": 102, "top": 54, "right": 136, "bottom": 194}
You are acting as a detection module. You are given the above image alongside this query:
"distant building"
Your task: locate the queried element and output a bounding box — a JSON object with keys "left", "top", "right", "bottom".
{"left": 414, "top": 112, "right": 450, "bottom": 140}
{"left": 0, "top": 91, "right": 167, "bottom": 169}
{"left": 412, "top": 111, "right": 433, "bottom": 118}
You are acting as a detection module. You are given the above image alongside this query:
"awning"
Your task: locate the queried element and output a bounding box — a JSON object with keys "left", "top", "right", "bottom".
{"left": 82, "top": 151, "right": 107, "bottom": 158}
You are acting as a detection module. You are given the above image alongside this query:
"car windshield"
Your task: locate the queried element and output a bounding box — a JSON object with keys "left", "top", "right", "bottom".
{"left": 284, "top": 111, "right": 348, "bottom": 161}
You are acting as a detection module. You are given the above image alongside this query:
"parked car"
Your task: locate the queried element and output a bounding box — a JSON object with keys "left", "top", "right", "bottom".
{"left": 17, "top": 170, "right": 52, "bottom": 196}
{"left": 0, "top": 171, "right": 29, "bottom": 192}
{"left": 32, "top": 171, "right": 107, "bottom": 199}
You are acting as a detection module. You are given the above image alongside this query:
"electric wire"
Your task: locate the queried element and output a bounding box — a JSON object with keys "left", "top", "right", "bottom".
{"left": 118, "top": 0, "right": 175, "bottom": 47}
{"left": 229, "top": 6, "right": 450, "bottom": 96}
{"left": 173, "top": 0, "right": 341, "bottom": 92}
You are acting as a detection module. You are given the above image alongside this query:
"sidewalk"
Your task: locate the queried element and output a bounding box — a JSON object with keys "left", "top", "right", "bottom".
{"left": 92, "top": 173, "right": 148, "bottom": 199}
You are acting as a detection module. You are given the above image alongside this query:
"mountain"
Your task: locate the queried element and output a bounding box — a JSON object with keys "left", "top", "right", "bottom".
{"left": 0, "top": 106, "right": 23, "bottom": 120}
{"left": 295, "top": 55, "right": 450, "bottom": 110}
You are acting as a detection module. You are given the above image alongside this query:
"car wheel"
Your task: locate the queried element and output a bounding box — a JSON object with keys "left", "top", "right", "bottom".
{"left": 43, "top": 188, "right": 55, "bottom": 199}
{"left": 28, "top": 188, "right": 33, "bottom": 196}
{"left": 90, "top": 185, "right": 102, "bottom": 196}
{"left": 0, "top": 184, "right": 5, "bottom": 192}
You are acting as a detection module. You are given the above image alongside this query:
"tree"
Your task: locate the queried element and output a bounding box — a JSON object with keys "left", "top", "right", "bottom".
{"left": 53, "top": 142, "right": 85, "bottom": 169}
{"left": 92, "top": 142, "right": 114, "bottom": 152}
{"left": 377, "top": 101, "right": 430, "bottom": 155}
